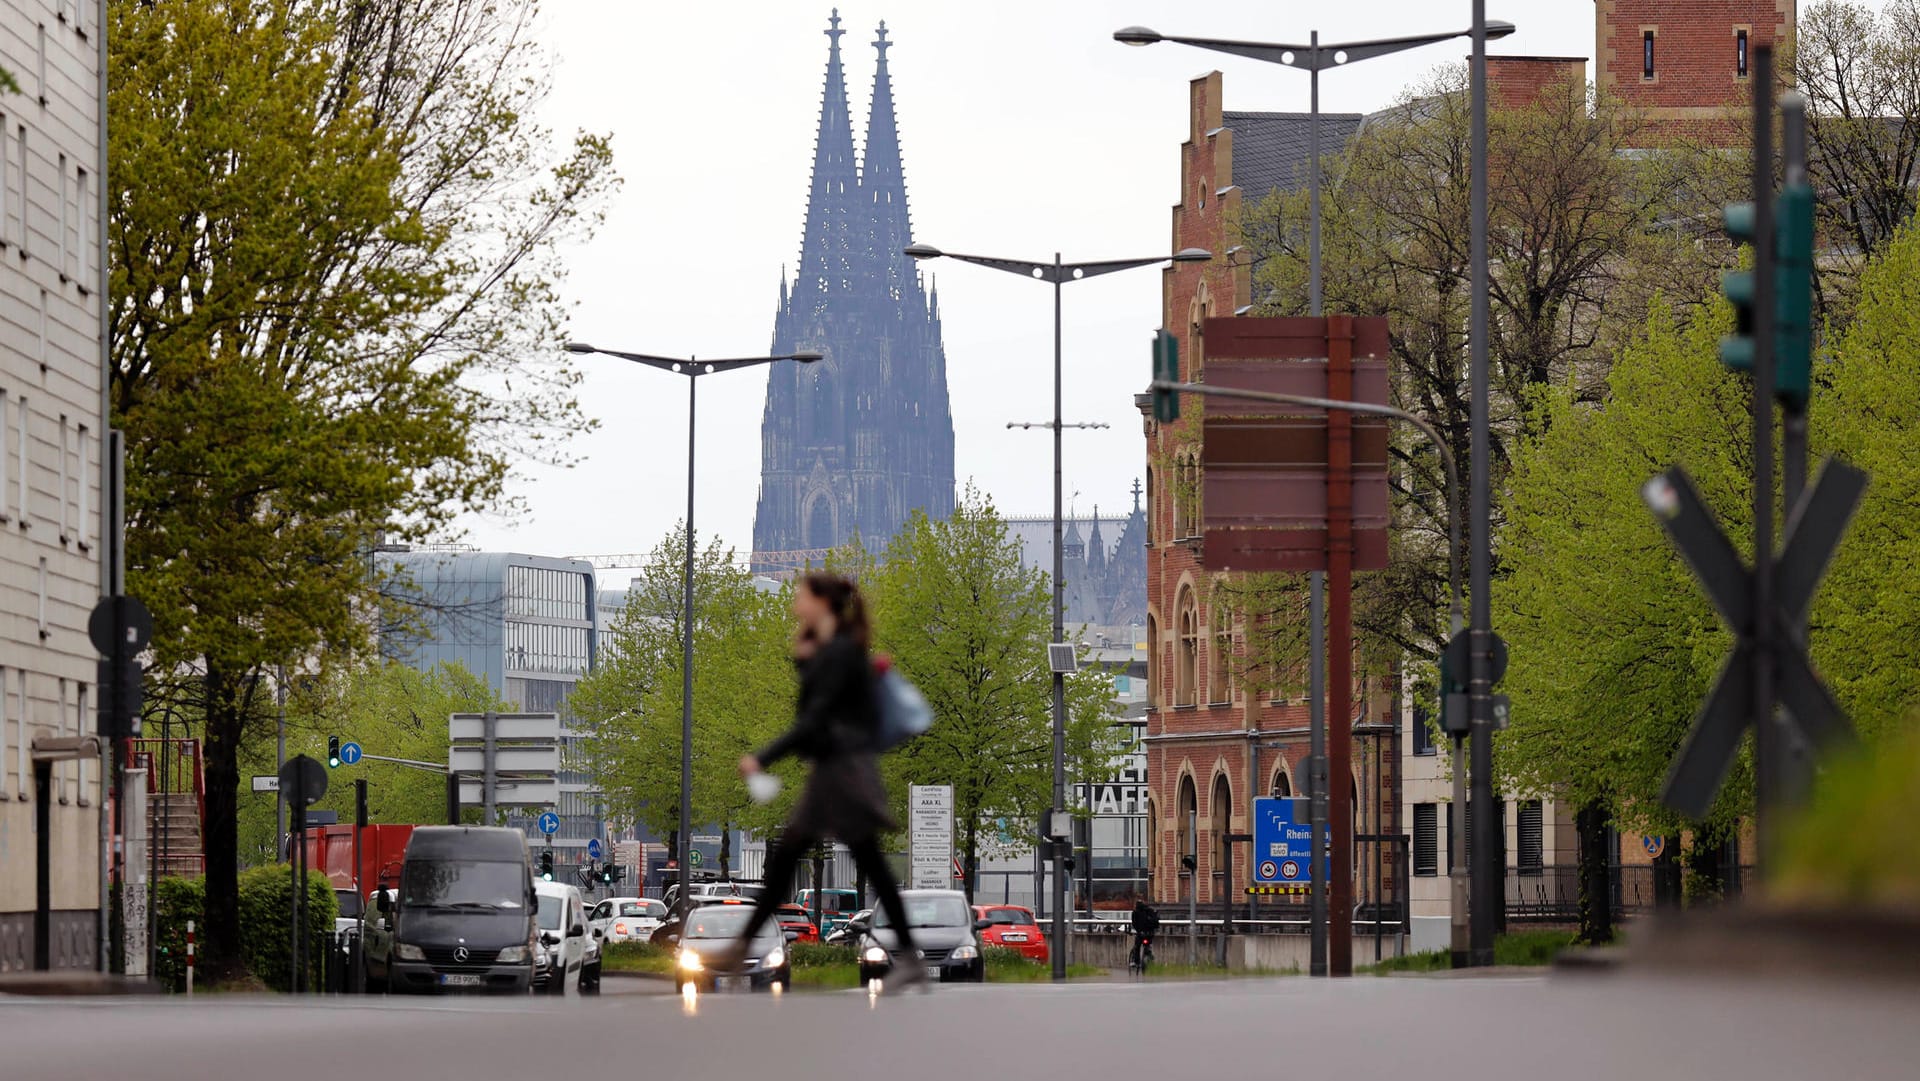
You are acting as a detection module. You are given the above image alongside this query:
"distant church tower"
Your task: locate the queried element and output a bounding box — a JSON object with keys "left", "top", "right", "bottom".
{"left": 753, "top": 12, "right": 956, "bottom": 569}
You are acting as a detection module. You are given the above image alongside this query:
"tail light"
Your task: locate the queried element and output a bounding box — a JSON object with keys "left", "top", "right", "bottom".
{"left": 614, "top": 922, "right": 628, "bottom": 935}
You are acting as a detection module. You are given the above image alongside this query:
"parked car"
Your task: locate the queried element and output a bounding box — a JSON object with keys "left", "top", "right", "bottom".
{"left": 795, "top": 887, "right": 861, "bottom": 937}
{"left": 533, "top": 880, "right": 595, "bottom": 996}
{"left": 590, "top": 896, "right": 667, "bottom": 944}
{"left": 674, "top": 903, "right": 790, "bottom": 993}
{"left": 823, "top": 908, "right": 871, "bottom": 945}
{"left": 662, "top": 879, "right": 742, "bottom": 911}
{"left": 972, "top": 904, "right": 1048, "bottom": 964}
{"left": 368, "top": 826, "right": 537, "bottom": 995}
{"left": 858, "top": 889, "right": 985, "bottom": 984}
{"left": 774, "top": 903, "right": 820, "bottom": 944}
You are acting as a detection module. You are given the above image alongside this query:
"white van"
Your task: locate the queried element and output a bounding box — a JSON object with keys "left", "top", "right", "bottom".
{"left": 534, "top": 880, "right": 600, "bottom": 995}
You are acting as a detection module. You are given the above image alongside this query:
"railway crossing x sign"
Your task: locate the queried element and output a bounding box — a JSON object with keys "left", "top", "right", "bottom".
{"left": 1642, "top": 460, "right": 1866, "bottom": 819}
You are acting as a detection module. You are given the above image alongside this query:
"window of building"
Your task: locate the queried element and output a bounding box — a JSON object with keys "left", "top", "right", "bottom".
{"left": 1413, "top": 803, "right": 1439, "bottom": 876}
{"left": 56, "top": 413, "right": 68, "bottom": 543}
{"left": 76, "top": 166, "right": 89, "bottom": 292}
{"left": 1270, "top": 768, "right": 1291, "bottom": 798}
{"left": 75, "top": 423, "right": 88, "bottom": 549}
{"left": 37, "top": 557, "right": 49, "bottom": 639}
{"left": 1642, "top": 29, "right": 1656, "bottom": 80}
{"left": 1412, "top": 704, "right": 1436, "bottom": 756}
{"left": 57, "top": 153, "right": 69, "bottom": 282}
{"left": 1175, "top": 587, "right": 1198, "bottom": 706}
{"left": 1736, "top": 28, "right": 1749, "bottom": 78}
{"left": 1145, "top": 614, "right": 1158, "bottom": 705}
{"left": 0, "top": 111, "right": 8, "bottom": 249}
{"left": 16, "top": 125, "right": 27, "bottom": 257}
{"left": 17, "top": 395, "right": 29, "bottom": 525}
{"left": 37, "top": 23, "right": 48, "bottom": 105}
{"left": 1518, "top": 799, "right": 1544, "bottom": 874}
{"left": 1208, "top": 599, "right": 1233, "bottom": 705}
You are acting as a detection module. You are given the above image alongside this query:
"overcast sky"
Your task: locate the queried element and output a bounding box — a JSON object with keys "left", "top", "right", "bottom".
{"left": 457, "top": 1, "right": 1594, "bottom": 568}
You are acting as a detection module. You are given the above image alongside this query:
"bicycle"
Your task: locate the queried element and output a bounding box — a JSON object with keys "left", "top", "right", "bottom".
{"left": 1128, "top": 934, "right": 1155, "bottom": 975}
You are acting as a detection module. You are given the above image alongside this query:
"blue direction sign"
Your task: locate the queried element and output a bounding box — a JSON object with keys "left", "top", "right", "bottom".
{"left": 537, "top": 811, "right": 561, "bottom": 836}
{"left": 586, "top": 838, "right": 603, "bottom": 861}
{"left": 1252, "top": 797, "right": 1314, "bottom": 886}
{"left": 338, "top": 741, "right": 362, "bottom": 766}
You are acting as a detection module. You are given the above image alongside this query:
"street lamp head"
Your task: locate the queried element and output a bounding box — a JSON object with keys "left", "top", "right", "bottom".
{"left": 791, "top": 350, "right": 824, "bottom": 363}
{"left": 1486, "top": 20, "right": 1518, "bottom": 40}
{"left": 1172, "top": 248, "right": 1213, "bottom": 263}
{"left": 903, "top": 243, "right": 943, "bottom": 260}
{"left": 564, "top": 341, "right": 596, "bottom": 355}
{"left": 1114, "top": 26, "right": 1162, "bottom": 46}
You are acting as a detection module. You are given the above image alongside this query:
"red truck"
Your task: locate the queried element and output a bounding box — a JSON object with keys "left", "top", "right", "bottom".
{"left": 297, "top": 824, "right": 415, "bottom": 921}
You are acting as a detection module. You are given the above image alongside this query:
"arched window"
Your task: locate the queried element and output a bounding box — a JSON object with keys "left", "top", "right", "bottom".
{"left": 806, "top": 498, "right": 834, "bottom": 549}
{"left": 1270, "top": 767, "right": 1293, "bottom": 798}
{"left": 1175, "top": 587, "right": 1198, "bottom": 706}
{"left": 1146, "top": 613, "right": 1160, "bottom": 705}
{"left": 1210, "top": 774, "right": 1233, "bottom": 902}
{"left": 1209, "top": 598, "right": 1234, "bottom": 705}
{"left": 1177, "top": 776, "right": 1199, "bottom": 902}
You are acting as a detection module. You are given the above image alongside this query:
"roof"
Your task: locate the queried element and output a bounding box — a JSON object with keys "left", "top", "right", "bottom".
{"left": 1222, "top": 111, "right": 1366, "bottom": 206}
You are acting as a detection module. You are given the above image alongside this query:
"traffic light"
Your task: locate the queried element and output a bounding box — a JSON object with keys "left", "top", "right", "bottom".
{"left": 1774, "top": 181, "right": 1814, "bottom": 409}
{"left": 539, "top": 850, "right": 554, "bottom": 881}
{"left": 1719, "top": 201, "right": 1759, "bottom": 373}
{"left": 327, "top": 735, "right": 341, "bottom": 769}
{"left": 1151, "top": 329, "right": 1180, "bottom": 423}
{"left": 1719, "top": 192, "right": 1815, "bottom": 410}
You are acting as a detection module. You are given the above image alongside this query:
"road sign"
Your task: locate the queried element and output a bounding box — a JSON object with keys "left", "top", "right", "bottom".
{"left": 251, "top": 775, "right": 280, "bottom": 793}
{"left": 1252, "top": 797, "right": 1314, "bottom": 886}
{"left": 449, "top": 712, "right": 561, "bottom": 742}
{"left": 587, "top": 838, "right": 603, "bottom": 861}
{"left": 1644, "top": 836, "right": 1666, "bottom": 859}
{"left": 457, "top": 778, "right": 560, "bottom": 807}
{"left": 279, "top": 754, "right": 328, "bottom": 809}
{"left": 1644, "top": 462, "right": 1865, "bottom": 818}
{"left": 537, "top": 812, "right": 561, "bottom": 836}
{"left": 448, "top": 744, "right": 561, "bottom": 774}
{"left": 88, "top": 593, "right": 153, "bottom": 655}
{"left": 338, "top": 741, "right": 362, "bottom": 766}
{"left": 909, "top": 784, "right": 954, "bottom": 890}
{"left": 689, "top": 849, "right": 703, "bottom": 868}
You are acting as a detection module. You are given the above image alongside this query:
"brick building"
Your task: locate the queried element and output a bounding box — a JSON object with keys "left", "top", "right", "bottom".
{"left": 1142, "top": 5, "right": 1795, "bottom": 932}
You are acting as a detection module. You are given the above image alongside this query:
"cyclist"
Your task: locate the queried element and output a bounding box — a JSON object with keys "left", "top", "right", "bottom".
{"left": 1129, "top": 895, "right": 1161, "bottom": 971}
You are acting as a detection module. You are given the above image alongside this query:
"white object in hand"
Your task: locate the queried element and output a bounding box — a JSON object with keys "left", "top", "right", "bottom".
{"left": 746, "top": 772, "right": 783, "bottom": 804}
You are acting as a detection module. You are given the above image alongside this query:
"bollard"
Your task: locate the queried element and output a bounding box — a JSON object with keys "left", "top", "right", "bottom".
{"left": 186, "top": 920, "right": 196, "bottom": 995}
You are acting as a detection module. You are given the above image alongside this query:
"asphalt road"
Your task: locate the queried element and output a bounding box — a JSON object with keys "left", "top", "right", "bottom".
{"left": 3, "top": 971, "right": 1913, "bottom": 1080}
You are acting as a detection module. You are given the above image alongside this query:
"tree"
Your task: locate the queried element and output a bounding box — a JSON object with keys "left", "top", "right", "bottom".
{"left": 569, "top": 530, "right": 797, "bottom": 874}
{"left": 1792, "top": 0, "right": 1920, "bottom": 310}
{"left": 109, "top": 0, "right": 615, "bottom": 976}
{"left": 860, "top": 486, "right": 1125, "bottom": 900}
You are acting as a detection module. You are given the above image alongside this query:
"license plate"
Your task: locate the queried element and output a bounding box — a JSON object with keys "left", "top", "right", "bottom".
{"left": 1003, "top": 934, "right": 1027, "bottom": 942}
{"left": 439, "top": 973, "right": 483, "bottom": 987}
{"left": 718, "top": 976, "right": 750, "bottom": 992}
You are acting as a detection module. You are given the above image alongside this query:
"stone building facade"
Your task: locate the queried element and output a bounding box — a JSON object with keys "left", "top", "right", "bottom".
{"left": 752, "top": 15, "right": 955, "bottom": 569}
{"left": 0, "top": 0, "right": 108, "bottom": 972}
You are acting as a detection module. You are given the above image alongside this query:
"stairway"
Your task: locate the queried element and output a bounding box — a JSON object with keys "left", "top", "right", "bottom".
{"left": 148, "top": 792, "right": 204, "bottom": 878}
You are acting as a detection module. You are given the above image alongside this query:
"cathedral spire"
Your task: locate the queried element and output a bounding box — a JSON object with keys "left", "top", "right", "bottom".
{"left": 797, "top": 10, "right": 860, "bottom": 304}
{"left": 861, "top": 20, "right": 916, "bottom": 303}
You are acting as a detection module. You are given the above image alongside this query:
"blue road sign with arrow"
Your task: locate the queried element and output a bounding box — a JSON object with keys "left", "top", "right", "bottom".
{"left": 587, "top": 838, "right": 603, "bottom": 860}
{"left": 538, "top": 812, "right": 561, "bottom": 836}
{"left": 338, "top": 741, "right": 362, "bottom": 766}
{"left": 1253, "top": 797, "right": 1315, "bottom": 886}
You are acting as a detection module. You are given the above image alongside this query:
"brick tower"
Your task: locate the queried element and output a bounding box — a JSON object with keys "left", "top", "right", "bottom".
{"left": 752, "top": 13, "right": 955, "bottom": 569}
{"left": 1596, "top": 1, "right": 1794, "bottom": 140}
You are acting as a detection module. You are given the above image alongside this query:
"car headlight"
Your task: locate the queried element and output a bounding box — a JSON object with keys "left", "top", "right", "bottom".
{"left": 677, "top": 949, "right": 703, "bottom": 971}
{"left": 862, "top": 945, "right": 888, "bottom": 964}
{"left": 765, "top": 945, "right": 786, "bottom": 968}
{"left": 497, "top": 945, "right": 528, "bottom": 963}
{"left": 393, "top": 942, "right": 424, "bottom": 961}
{"left": 950, "top": 944, "right": 979, "bottom": 962}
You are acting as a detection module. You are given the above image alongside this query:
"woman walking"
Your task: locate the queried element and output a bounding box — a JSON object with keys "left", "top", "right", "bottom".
{"left": 727, "top": 572, "right": 923, "bottom": 986}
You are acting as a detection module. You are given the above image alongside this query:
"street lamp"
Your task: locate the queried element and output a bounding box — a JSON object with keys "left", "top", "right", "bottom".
{"left": 1117, "top": 13, "right": 1513, "bottom": 978}
{"left": 904, "top": 243, "right": 1210, "bottom": 981}
{"left": 564, "top": 341, "right": 821, "bottom": 910}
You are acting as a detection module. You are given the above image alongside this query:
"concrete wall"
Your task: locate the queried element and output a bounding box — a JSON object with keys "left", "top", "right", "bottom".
{"left": 1072, "top": 929, "right": 1408, "bottom": 973}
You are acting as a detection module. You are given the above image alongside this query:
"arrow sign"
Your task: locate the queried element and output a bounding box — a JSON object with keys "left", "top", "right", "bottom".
{"left": 1645, "top": 459, "right": 1865, "bottom": 819}
{"left": 338, "top": 741, "right": 362, "bottom": 766}
{"left": 586, "top": 838, "right": 603, "bottom": 860}
{"left": 538, "top": 812, "right": 561, "bottom": 836}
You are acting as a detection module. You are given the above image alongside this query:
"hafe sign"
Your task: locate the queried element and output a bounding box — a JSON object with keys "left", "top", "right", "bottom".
{"left": 1199, "top": 316, "right": 1392, "bottom": 573}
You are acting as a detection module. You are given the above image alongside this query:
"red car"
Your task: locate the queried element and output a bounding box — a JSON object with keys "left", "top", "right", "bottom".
{"left": 973, "top": 904, "right": 1048, "bottom": 963}
{"left": 775, "top": 903, "right": 820, "bottom": 944}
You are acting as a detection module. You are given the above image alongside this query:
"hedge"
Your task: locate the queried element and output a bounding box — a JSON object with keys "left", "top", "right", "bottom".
{"left": 153, "top": 865, "right": 338, "bottom": 991}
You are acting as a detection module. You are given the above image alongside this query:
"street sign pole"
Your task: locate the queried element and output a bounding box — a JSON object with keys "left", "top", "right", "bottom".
{"left": 1747, "top": 45, "right": 1781, "bottom": 872}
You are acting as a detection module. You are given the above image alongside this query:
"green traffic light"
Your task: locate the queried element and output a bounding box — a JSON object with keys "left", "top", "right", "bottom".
{"left": 1151, "top": 330, "right": 1180, "bottom": 423}
{"left": 327, "top": 736, "right": 341, "bottom": 769}
{"left": 1723, "top": 201, "right": 1756, "bottom": 242}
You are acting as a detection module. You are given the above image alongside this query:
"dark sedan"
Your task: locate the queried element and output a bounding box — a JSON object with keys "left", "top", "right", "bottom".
{"left": 858, "top": 890, "right": 985, "bottom": 984}
{"left": 674, "top": 904, "right": 791, "bottom": 992}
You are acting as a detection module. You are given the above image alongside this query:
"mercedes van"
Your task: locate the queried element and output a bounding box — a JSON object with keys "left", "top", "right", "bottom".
{"left": 371, "top": 826, "right": 536, "bottom": 994}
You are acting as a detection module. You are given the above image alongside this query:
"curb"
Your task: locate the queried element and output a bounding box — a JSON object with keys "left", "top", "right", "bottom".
{"left": 0, "top": 973, "right": 164, "bottom": 997}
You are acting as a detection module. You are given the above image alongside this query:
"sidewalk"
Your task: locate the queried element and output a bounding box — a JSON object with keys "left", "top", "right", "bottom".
{"left": 0, "top": 972, "right": 161, "bottom": 996}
